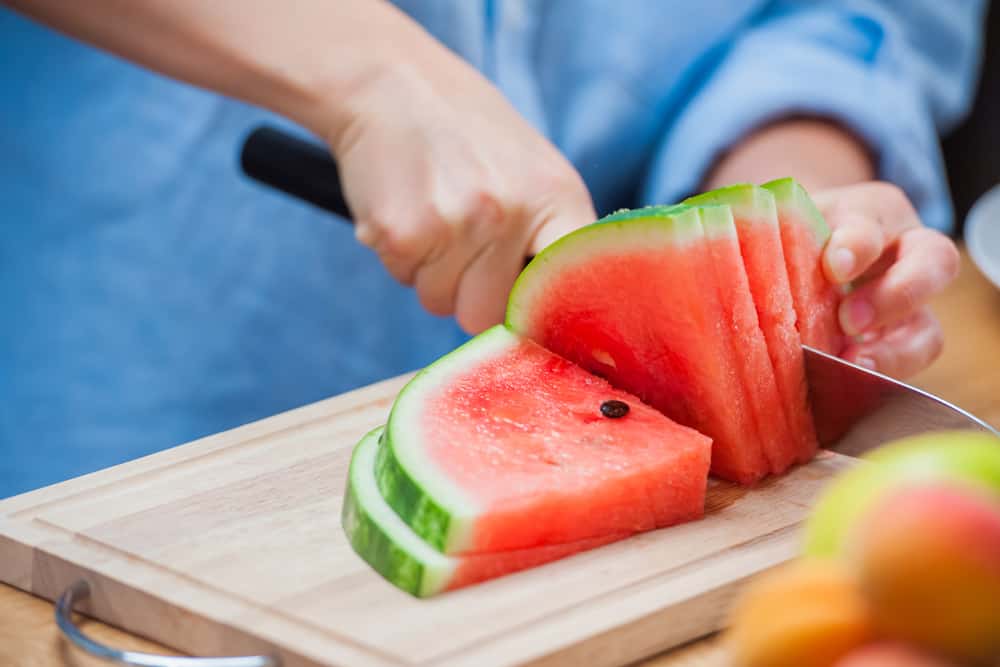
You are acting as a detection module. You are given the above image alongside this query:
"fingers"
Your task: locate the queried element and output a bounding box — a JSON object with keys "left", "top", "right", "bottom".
{"left": 411, "top": 193, "right": 503, "bottom": 317}
{"left": 814, "top": 181, "right": 959, "bottom": 341}
{"left": 841, "top": 307, "right": 944, "bottom": 379}
{"left": 452, "top": 191, "right": 595, "bottom": 334}
{"left": 837, "top": 227, "right": 959, "bottom": 336}
{"left": 355, "top": 214, "right": 439, "bottom": 287}
{"left": 818, "top": 182, "right": 921, "bottom": 285}
{"left": 453, "top": 238, "right": 525, "bottom": 333}
{"left": 527, "top": 175, "right": 596, "bottom": 256}
{"left": 822, "top": 214, "right": 884, "bottom": 284}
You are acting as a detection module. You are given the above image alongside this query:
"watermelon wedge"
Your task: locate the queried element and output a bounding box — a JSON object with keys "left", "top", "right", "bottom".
{"left": 506, "top": 206, "right": 771, "bottom": 485}
{"left": 377, "top": 325, "right": 712, "bottom": 554}
{"left": 762, "top": 178, "right": 844, "bottom": 355}
{"left": 343, "top": 427, "right": 624, "bottom": 597}
{"left": 696, "top": 203, "right": 801, "bottom": 476}
{"left": 684, "top": 186, "right": 819, "bottom": 472}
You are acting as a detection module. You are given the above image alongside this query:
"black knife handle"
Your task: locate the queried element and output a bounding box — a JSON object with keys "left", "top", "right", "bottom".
{"left": 240, "top": 125, "right": 353, "bottom": 221}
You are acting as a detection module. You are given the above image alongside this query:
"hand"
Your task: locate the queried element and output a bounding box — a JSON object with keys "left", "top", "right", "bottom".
{"left": 325, "top": 54, "right": 595, "bottom": 334}
{"left": 813, "top": 182, "right": 960, "bottom": 378}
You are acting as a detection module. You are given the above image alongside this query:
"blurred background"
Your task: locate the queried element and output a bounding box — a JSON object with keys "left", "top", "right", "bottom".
{"left": 945, "top": 2, "right": 999, "bottom": 233}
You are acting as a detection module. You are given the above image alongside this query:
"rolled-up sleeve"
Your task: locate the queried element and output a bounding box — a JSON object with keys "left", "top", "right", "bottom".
{"left": 641, "top": 0, "right": 987, "bottom": 231}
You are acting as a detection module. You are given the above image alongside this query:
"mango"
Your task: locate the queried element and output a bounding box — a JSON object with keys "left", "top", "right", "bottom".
{"left": 833, "top": 642, "right": 958, "bottom": 667}
{"left": 804, "top": 431, "right": 1000, "bottom": 557}
{"left": 851, "top": 484, "right": 1000, "bottom": 665}
{"left": 726, "top": 559, "right": 873, "bottom": 667}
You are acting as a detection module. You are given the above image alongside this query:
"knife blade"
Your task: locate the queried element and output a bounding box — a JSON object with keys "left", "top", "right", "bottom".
{"left": 240, "top": 125, "right": 1000, "bottom": 457}
{"left": 805, "top": 345, "right": 998, "bottom": 455}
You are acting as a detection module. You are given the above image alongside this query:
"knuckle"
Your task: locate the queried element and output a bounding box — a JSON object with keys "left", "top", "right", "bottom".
{"left": 870, "top": 181, "right": 911, "bottom": 213}
{"left": 372, "top": 205, "right": 444, "bottom": 260}
{"left": 378, "top": 224, "right": 426, "bottom": 260}
{"left": 936, "top": 233, "right": 961, "bottom": 281}
{"left": 926, "top": 321, "right": 945, "bottom": 364}
{"left": 464, "top": 189, "right": 505, "bottom": 226}
{"left": 908, "top": 227, "right": 961, "bottom": 284}
{"left": 892, "top": 277, "right": 923, "bottom": 315}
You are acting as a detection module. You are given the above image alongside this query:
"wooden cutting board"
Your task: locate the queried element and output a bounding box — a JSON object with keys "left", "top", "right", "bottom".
{"left": 0, "top": 373, "right": 854, "bottom": 667}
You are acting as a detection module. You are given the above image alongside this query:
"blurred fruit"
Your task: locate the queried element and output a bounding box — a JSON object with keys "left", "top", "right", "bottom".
{"left": 852, "top": 484, "right": 1000, "bottom": 665}
{"left": 727, "top": 559, "right": 873, "bottom": 667}
{"left": 833, "top": 642, "right": 958, "bottom": 667}
{"left": 803, "top": 431, "right": 1000, "bottom": 557}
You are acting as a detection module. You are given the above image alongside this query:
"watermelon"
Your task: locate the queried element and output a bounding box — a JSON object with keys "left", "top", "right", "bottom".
{"left": 506, "top": 205, "right": 772, "bottom": 485}
{"left": 693, "top": 202, "right": 801, "bottom": 476}
{"left": 684, "top": 185, "right": 819, "bottom": 472}
{"left": 343, "top": 177, "right": 850, "bottom": 596}
{"left": 377, "top": 324, "right": 713, "bottom": 554}
{"left": 762, "top": 178, "right": 844, "bottom": 355}
{"left": 343, "top": 427, "right": 624, "bottom": 597}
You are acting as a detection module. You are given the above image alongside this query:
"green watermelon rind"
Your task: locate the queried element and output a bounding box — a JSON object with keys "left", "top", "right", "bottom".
{"left": 761, "top": 177, "right": 831, "bottom": 247}
{"left": 379, "top": 326, "right": 519, "bottom": 554}
{"left": 508, "top": 206, "right": 714, "bottom": 330}
{"left": 599, "top": 203, "right": 689, "bottom": 223}
{"left": 693, "top": 203, "right": 740, "bottom": 240}
{"left": 343, "top": 426, "right": 457, "bottom": 597}
{"left": 683, "top": 183, "right": 779, "bottom": 227}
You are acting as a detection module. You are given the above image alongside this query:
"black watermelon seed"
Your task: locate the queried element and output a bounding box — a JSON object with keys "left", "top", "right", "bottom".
{"left": 600, "top": 400, "right": 629, "bottom": 419}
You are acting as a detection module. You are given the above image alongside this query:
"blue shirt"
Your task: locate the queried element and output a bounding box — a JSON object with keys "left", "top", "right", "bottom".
{"left": 0, "top": 1, "right": 985, "bottom": 497}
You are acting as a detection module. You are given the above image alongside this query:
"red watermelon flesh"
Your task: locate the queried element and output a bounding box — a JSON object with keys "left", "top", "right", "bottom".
{"left": 506, "top": 207, "right": 771, "bottom": 485}
{"left": 685, "top": 187, "right": 819, "bottom": 472}
{"left": 696, "top": 205, "right": 809, "bottom": 476}
{"left": 763, "top": 178, "right": 844, "bottom": 355}
{"left": 422, "top": 329, "right": 714, "bottom": 550}
{"left": 381, "top": 325, "right": 714, "bottom": 554}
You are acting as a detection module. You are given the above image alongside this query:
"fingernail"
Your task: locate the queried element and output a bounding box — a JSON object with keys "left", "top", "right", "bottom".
{"left": 829, "top": 247, "right": 856, "bottom": 283}
{"left": 840, "top": 298, "right": 875, "bottom": 336}
{"left": 855, "top": 357, "right": 877, "bottom": 371}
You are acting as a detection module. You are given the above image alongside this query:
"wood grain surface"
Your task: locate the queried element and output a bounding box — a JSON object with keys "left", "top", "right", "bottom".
{"left": 2, "top": 248, "right": 998, "bottom": 667}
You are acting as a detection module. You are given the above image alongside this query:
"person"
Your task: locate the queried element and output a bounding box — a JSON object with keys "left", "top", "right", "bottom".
{"left": 0, "top": 1, "right": 983, "bottom": 497}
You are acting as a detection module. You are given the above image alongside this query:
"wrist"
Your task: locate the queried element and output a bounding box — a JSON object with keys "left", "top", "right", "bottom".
{"left": 284, "top": 6, "right": 452, "bottom": 153}
{"left": 703, "top": 118, "right": 876, "bottom": 192}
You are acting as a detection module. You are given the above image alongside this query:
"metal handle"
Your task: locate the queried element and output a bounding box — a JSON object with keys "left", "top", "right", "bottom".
{"left": 56, "top": 580, "right": 279, "bottom": 667}
{"left": 240, "top": 125, "right": 353, "bottom": 221}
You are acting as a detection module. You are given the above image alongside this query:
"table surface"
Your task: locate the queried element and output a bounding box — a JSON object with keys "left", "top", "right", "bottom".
{"left": 3, "top": 248, "right": 998, "bottom": 667}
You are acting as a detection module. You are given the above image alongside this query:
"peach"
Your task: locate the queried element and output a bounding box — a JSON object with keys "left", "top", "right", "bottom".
{"left": 727, "top": 559, "right": 873, "bottom": 667}
{"left": 804, "top": 431, "right": 1000, "bottom": 557}
{"left": 833, "top": 642, "right": 958, "bottom": 667}
{"left": 852, "top": 484, "right": 1000, "bottom": 665}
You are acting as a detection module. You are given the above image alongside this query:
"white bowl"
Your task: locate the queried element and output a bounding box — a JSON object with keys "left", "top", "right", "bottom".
{"left": 966, "top": 183, "right": 1000, "bottom": 291}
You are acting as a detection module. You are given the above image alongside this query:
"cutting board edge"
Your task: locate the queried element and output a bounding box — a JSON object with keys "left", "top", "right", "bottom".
{"left": 429, "top": 523, "right": 802, "bottom": 667}
{"left": 10, "top": 529, "right": 403, "bottom": 667}
{"left": 1, "top": 516, "right": 796, "bottom": 667}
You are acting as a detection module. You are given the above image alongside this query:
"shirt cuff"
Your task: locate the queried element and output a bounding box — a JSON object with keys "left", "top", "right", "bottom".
{"left": 640, "top": 36, "right": 954, "bottom": 232}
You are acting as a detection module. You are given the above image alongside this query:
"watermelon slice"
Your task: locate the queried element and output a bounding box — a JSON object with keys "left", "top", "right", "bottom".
{"left": 343, "top": 427, "right": 624, "bottom": 597}
{"left": 377, "top": 325, "right": 713, "bottom": 554}
{"left": 695, "top": 203, "right": 801, "bottom": 476}
{"left": 506, "top": 206, "right": 771, "bottom": 485}
{"left": 762, "top": 178, "right": 844, "bottom": 355}
{"left": 684, "top": 186, "right": 819, "bottom": 471}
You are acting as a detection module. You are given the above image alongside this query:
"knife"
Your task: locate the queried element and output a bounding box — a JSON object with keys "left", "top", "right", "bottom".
{"left": 239, "top": 125, "right": 1000, "bottom": 453}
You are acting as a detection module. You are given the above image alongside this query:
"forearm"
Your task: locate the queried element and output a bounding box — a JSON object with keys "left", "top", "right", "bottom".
{"left": 3, "top": 0, "right": 439, "bottom": 143}
{"left": 703, "top": 119, "right": 876, "bottom": 193}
